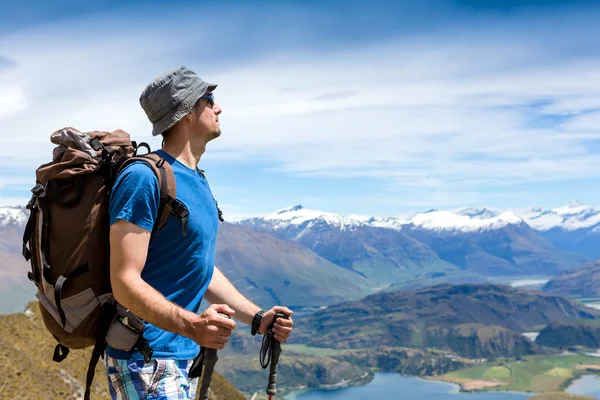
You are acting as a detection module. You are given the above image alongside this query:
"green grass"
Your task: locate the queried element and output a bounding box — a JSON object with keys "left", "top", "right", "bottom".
{"left": 544, "top": 368, "right": 572, "bottom": 378}
{"left": 440, "top": 354, "right": 600, "bottom": 393}
{"left": 483, "top": 366, "right": 511, "bottom": 378}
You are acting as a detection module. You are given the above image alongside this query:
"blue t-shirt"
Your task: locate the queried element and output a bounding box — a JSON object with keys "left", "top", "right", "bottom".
{"left": 106, "top": 149, "right": 219, "bottom": 360}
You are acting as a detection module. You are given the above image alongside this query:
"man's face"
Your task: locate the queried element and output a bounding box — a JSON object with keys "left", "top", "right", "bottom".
{"left": 191, "top": 93, "right": 222, "bottom": 142}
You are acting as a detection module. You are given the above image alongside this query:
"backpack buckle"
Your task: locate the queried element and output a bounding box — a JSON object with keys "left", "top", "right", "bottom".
{"left": 31, "top": 183, "right": 45, "bottom": 197}
{"left": 27, "top": 183, "right": 46, "bottom": 210}
{"left": 169, "top": 198, "right": 188, "bottom": 217}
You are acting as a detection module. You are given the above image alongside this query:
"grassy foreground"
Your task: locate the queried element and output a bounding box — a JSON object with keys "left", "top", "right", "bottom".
{"left": 433, "top": 354, "right": 600, "bottom": 394}
{"left": 0, "top": 303, "right": 246, "bottom": 400}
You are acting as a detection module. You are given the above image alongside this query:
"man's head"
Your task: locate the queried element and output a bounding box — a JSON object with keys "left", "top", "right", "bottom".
{"left": 139, "top": 66, "right": 222, "bottom": 144}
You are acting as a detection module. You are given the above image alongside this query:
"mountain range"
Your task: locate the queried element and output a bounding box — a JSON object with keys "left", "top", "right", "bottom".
{"left": 1, "top": 201, "right": 598, "bottom": 314}
{"left": 239, "top": 201, "right": 595, "bottom": 279}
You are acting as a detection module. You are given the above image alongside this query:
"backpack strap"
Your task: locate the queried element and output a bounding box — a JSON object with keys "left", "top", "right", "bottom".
{"left": 199, "top": 169, "right": 225, "bottom": 222}
{"left": 116, "top": 152, "right": 189, "bottom": 237}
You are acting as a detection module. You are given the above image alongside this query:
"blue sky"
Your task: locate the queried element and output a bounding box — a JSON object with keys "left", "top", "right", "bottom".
{"left": 1, "top": 0, "right": 600, "bottom": 220}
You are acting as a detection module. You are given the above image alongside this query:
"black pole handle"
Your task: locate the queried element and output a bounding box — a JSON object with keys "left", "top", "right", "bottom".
{"left": 197, "top": 312, "right": 232, "bottom": 400}
{"left": 266, "top": 312, "right": 287, "bottom": 397}
{"left": 198, "top": 348, "right": 218, "bottom": 400}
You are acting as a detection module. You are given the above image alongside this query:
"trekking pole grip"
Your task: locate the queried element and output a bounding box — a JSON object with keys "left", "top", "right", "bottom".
{"left": 266, "top": 312, "right": 287, "bottom": 396}
{"left": 198, "top": 312, "right": 231, "bottom": 400}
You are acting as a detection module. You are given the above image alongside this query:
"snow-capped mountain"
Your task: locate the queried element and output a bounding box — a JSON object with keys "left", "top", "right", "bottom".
{"left": 241, "top": 203, "right": 588, "bottom": 277}
{"left": 516, "top": 201, "right": 600, "bottom": 260}
{"left": 518, "top": 201, "right": 600, "bottom": 231}
{"left": 0, "top": 206, "right": 28, "bottom": 255}
{"left": 0, "top": 206, "right": 28, "bottom": 228}
{"left": 351, "top": 208, "right": 522, "bottom": 233}
{"left": 261, "top": 204, "right": 362, "bottom": 232}
{"left": 240, "top": 205, "right": 458, "bottom": 285}
{"left": 263, "top": 205, "right": 523, "bottom": 234}
{"left": 0, "top": 206, "right": 33, "bottom": 314}
{"left": 455, "top": 207, "right": 501, "bottom": 220}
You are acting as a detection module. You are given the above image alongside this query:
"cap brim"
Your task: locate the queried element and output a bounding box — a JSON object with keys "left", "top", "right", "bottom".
{"left": 205, "top": 83, "right": 218, "bottom": 93}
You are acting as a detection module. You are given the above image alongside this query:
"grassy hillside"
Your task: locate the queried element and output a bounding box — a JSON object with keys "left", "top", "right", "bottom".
{"left": 0, "top": 302, "right": 246, "bottom": 400}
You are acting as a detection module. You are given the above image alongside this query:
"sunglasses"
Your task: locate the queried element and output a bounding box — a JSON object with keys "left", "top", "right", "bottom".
{"left": 200, "top": 92, "right": 214, "bottom": 106}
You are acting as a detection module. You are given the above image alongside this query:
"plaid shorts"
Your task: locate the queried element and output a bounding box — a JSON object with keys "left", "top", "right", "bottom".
{"left": 105, "top": 356, "right": 198, "bottom": 399}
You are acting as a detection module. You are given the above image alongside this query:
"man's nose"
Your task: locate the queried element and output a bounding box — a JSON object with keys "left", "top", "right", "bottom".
{"left": 214, "top": 104, "right": 222, "bottom": 115}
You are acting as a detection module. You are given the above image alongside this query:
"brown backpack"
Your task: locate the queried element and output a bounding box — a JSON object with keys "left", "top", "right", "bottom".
{"left": 21, "top": 127, "right": 207, "bottom": 399}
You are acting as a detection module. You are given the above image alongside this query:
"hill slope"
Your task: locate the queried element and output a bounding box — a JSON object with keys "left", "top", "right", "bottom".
{"left": 543, "top": 261, "right": 600, "bottom": 298}
{"left": 0, "top": 302, "right": 246, "bottom": 400}
{"left": 536, "top": 319, "right": 600, "bottom": 349}
{"left": 293, "top": 283, "right": 600, "bottom": 357}
{"left": 215, "top": 222, "right": 373, "bottom": 307}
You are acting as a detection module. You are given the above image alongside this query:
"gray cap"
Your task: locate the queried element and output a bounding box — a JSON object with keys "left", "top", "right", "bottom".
{"left": 139, "top": 66, "right": 217, "bottom": 136}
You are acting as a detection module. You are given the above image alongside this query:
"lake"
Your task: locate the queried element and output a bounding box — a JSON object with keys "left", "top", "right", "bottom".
{"left": 567, "top": 375, "right": 600, "bottom": 398}
{"left": 285, "top": 373, "right": 533, "bottom": 400}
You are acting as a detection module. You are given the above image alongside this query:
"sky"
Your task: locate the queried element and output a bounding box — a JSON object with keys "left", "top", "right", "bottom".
{"left": 1, "top": 0, "right": 600, "bottom": 220}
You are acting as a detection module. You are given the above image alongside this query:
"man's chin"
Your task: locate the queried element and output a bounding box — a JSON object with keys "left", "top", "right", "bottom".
{"left": 208, "top": 129, "right": 221, "bottom": 142}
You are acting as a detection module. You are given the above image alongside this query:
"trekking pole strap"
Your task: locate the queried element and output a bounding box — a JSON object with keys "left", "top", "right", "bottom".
{"left": 261, "top": 312, "right": 287, "bottom": 397}
{"left": 188, "top": 348, "right": 205, "bottom": 379}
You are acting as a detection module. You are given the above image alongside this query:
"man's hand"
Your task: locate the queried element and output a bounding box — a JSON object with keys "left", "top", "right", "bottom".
{"left": 259, "top": 306, "right": 294, "bottom": 343}
{"left": 191, "top": 304, "right": 237, "bottom": 349}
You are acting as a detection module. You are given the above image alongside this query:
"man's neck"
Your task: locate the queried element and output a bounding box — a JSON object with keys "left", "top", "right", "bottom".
{"left": 161, "top": 138, "right": 205, "bottom": 170}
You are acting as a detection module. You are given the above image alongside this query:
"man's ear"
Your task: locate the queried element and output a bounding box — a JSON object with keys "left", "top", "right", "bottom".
{"left": 183, "top": 111, "right": 195, "bottom": 122}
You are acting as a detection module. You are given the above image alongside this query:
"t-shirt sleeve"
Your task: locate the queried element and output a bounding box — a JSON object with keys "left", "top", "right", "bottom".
{"left": 109, "top": 162, "right": 160, "bottom": 232}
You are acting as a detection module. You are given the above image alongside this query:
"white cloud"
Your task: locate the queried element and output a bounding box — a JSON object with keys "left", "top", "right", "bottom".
{"left": 0, "top": 84, "right": 27, "bottom": 119}
{"left": 563, "top": 111, "right": 600, "bottom": 132}
{"left": 1, "top": 7, "right": 600, "bottom": 210}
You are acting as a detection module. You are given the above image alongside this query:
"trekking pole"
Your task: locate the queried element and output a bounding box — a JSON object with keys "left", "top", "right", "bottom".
{"left": 189, "top": 312, "right": 231, "bottom": 400}
{"left": 261, "top": 312, "right": 288, "bottom": 400}
{"left": 198, "top": 347, "right": 218, "bottom": 400}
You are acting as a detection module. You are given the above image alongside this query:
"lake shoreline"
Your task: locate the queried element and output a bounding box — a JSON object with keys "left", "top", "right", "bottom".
{"left": 285, "top": 372, "right": 536, "bottom": 399}
{"left": 283, "top": 371, "right": 373, "bottom": 399}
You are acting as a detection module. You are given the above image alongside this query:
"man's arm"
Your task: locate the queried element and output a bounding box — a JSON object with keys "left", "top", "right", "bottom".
{"left": 205, "top": 266, "right": 294, "bottom": 341}
{"left": 110, "top": 220, "right": 235, "bottom": 349}
{"left": 204, "top": 266, "right": 259, "bottom": 327}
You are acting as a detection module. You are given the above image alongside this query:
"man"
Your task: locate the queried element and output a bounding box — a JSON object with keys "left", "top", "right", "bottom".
{"left": 106, "top": 66, "right": 294, "bottom": 399}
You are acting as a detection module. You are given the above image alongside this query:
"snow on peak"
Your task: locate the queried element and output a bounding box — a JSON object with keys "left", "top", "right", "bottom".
{"left": 251, "top": 201, "right": 598, "bottom": 233}
{"left": 407, "top": 210, "right": 523, "bottom": 232}
{"left": 276, "top": 204, "right": 304, "bottom": 214}
{"left": 0, "top": 206, "right": 28, "bottom": 227}
{"left": 518, "top": 201, "right": 599, "bottom": 231}
{"left": 263, "top": 205, "right": 362, "bottom": 230}
{"left": 456, "top": 207, "right": 500, "bottom": 220}
{"left": 347, "top": 209, "right": 520, "bottom": 232}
